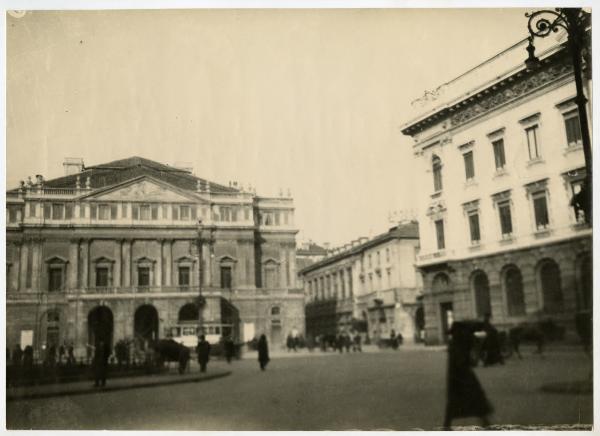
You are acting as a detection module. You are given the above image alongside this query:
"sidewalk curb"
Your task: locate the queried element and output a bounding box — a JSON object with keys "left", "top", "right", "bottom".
{"left": 7, "top": 370, "right": 232, "bottom": 402}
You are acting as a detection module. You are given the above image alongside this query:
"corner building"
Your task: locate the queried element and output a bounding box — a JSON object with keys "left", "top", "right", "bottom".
{"left": 300, "top": 223, "right": 423, "bottom": 343}
{"left": 6, "top": 157, "right": 304, "bottom": 358}
{"left": 401, "top": 36, "right": 592, "bottom": 344}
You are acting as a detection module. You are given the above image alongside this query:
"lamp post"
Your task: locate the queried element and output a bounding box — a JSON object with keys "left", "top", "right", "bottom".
{"left": 525, "top": 8, "right": 592, "bottom": 224}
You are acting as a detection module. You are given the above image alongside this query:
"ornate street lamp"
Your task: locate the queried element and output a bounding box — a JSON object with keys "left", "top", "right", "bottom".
{"left": 525, "top": 8, "right": 592, "bottom": 224}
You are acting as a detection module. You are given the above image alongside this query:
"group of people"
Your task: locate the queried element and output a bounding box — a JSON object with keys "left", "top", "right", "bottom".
{"left": 8, "top": 342, "right": 77, "bottom": 368}
{"left": 7, "top": 344, "right": 35, "bottom": 368}
{"left": 315, "top": 332, "right": 363, "bottom": 353}
{"left": 195, "top": 334, "right": 270, "bottom": 373}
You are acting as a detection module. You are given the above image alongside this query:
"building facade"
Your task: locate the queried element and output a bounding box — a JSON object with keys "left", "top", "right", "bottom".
{"left": 401, "top": 36, "right": 592, "bottom": 344}
{"left": 6, "top": 157, "right": 304, "bottom": 359}
{"left": 299, "top": 223, "right": 423, "bottom": 343}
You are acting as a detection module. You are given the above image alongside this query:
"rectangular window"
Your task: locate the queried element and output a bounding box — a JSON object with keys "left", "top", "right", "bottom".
{"left": 132, "top": 205, "right": 139, "bottom": 220}
{"left": 178, "top": 266, "right": 190, "bottom": 286}
{"left": 244, "top": 208, "right": 250, "bottom": 221}
{"left": 111, "top": 204, "right": 118, "bottom": 219}
{"left": 533, "top": 192, "right": 550, "bottom": 230}
{"left": 8, "top": 207, "right": 18, "bottom": 223}
{"left": 122, "top": 204, "right": 128, "bottom": 218}
{"left": 563, "top": 109, "right": 583, "bottom": 147}
{"left": 161, "top": 205, "right": 168, "bottom": 219}
{"left": 48, "top": 267, "right": 62, "bottom": 292}
{"left": 570, "top": 180, "right": 586, "bottom": 222}
{"left": 526, "top": 125, "right": 540, "bottom": 160}
{"left": 52, "top": 203, "right": 64, "bottom": 220}
{"left": 274, "top": 212, "right": 280, "bottom": 226}
{"left": 386, "top": 248, "right": 390, "bottom": 262}
{"left": 433, "top": 164, "right": 443, "bottom": 191}
{"left": 468, "top": 211, "right": 481, "bottom": 243}
{"left": 96, "top": 267, "right": 109, "bottom": 287}
{"left": 220, "top": 266, "right": 232, "bottom": 289}
{"left": 140, "top": 205, "right": 151, "bottom": 220}
{"left": 172, "top": 205, "right": 179, "bottom": 220}
{"left": 98, "top": 204, "right": 110, "bottom": 220}
{"left": 65, "top": 203, "right": 73, "bottom": 219}
{"left": 492, "top": 138, "right": 506, "bottom": 170}
{"left": 29, "top": 203, "right": 36, "bottom": 218}
{"left": 435, "top": 219, "right": 445, "bottom": 250}
{"left": 463, "top": 151, "right": 475, "bottom": 180}
{"left": 138, "top": 267, "right": 150, "bottom": 286}
{"left": 191, "top": 206, "right": 197, "bottom": 220}
{"left": 498, "top": 201, "right": 513, "bottom": 236}
{"left": 180, "top": 205, "right": 191, "bottom": 220}
{"left": 347, "top": 268, "right": 353, "bottom": 297}
{"left": 435, "top": 220, "right": 446, "bottom": 250}
{"left": 79, "top": 204, "right": 86, "bottom": 219}
{"left": 44, "top": 203, "right": 52, "bottom": 219}
{"left": 151, "top": 205, "right": 159, "bottom": 220}
{"left": 90, "top": 204, "right": 97, "bottom": 219}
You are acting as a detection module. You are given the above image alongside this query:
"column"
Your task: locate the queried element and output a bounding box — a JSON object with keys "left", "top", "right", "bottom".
{"left": 68, "top": 239, "right": 79, "bottom": 290}
{"left": 289, "top": 248, "right": 297, "bottom": 289}
{"left": 31, "top": 238, "right": 42, "bottom": 291}
{"left": 156, "top": 239, "right": 163, "bottom": 287}
{"left": 122, "top": 240, "right": 131, "bottom": 287}
{"left": 114, "top": 239, "right": 122, "bottom": 288}
{"left": 203, "top": 242, "right": 212, "bottom": 286}
{"left": 165, "top": 240, "right": 172, "bottom": 286}
{"left": 80, "top": 239, "right": 89, "bottom": 289}
{"left": 192, "top": 240, "right": 200, "bottom": 287}
{"left": 19, "top": 239, "right": 29, "bottom": 290}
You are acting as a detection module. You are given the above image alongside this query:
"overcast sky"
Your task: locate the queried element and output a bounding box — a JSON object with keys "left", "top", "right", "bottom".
{"left": 7, "top": 8, "right": 530, "bottom": 246}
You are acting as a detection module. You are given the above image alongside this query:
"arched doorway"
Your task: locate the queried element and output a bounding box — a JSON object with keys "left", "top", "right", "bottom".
{"left": 134, "top": 305, "right": 159, "bottom": 348}
{"left": 539, "top": 259, "right": 563, "bottom": 313}
{"left": 221, "top": 298, "right": 240, "bottom": 341}
{"left": 415, "top": 306, "right": 425, "bottom": 342}
{"left": 88, "top": 306, "right": 114, "bottom": 349}
{"left": 472, "top": 271, "right": 491, "bottom": 319}
{"left": 178, "top": 303, "right": 199, "bottom": 323}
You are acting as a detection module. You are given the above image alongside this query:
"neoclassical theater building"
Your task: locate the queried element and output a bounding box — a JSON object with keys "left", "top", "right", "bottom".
{"left": 6, "top": 157, "right": 304, "bottom": 358}
{"left": 401, "top": 34, "right": 592, "bottom": 344}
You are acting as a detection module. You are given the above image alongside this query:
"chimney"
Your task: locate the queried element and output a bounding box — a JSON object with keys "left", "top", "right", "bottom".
{"left": 63, "top": 158, "right": 84, "bottom": 176}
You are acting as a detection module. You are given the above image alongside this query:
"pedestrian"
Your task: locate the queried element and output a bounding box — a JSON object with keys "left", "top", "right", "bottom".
{"left": 196, "top": 335, "right": 211, "bottom": 373}
{"left": 258, "top": 334, "right": 270, "bottom": 371}
{"left": 353, "top": 333, "right": 362, "bottom": 352}
{"left": 93, "top": 340, "right": 110, "bottom": 388}
{"left": 67, "top": 342, "right": 75, "bottom": 366}
{"left": 443, "top": 321, "right": 493, "bottom": 429}
{"left": 390, "top": 329, "right": 398, "bottom": 350}
{"left": 286, "top": 334, "right": 294, "bottom": 352}
{"left": 12, "top": 344, "right": 23, "bottom": 367}
{"left": 23, "top": 345, "right": 34, "bottom": 368}
{"left": 224, "top": 336, "right": 235, "bottom": 364}
{"left": 344, "top": 333, "right": 351, "bottom": 353}
{"left": 58, "top": 343, "right": 66, "bottom": 365}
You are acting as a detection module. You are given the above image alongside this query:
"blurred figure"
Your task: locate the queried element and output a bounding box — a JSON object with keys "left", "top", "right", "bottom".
{"left": 353, "top": 333, "right": 362, "bottom": 352}
{"left": 93, "top": 340, "right": 110, "bottom": 388}
{"left": 390, "top": 330, "right": 399, "bottom": 350}
{"left": 58, "top": 343, "right": 66, "bottom": 365}
{"left": 12, "top": 344, "right": 23, "bottom": 367}
{"left": 67, "top": 342, "right": 75, "bottom": 366}
{"left": 482, "top": 314, "right": 504, "bottom": 366}
{"left": 23, "top": 346, "right": 34, "bottom": 369}
{"left": 444, "top": 322, "right": 493, "bottom": 430}
{"left": 344, "top": 333, "right": 351, "bottom": 353}
{"left": 196, "top": 335, "right": 211, "bottom": 373}
{"left": 224, "top": 336, "right": 235, "bottom": 364}
{"left": 258, "top": 334, "right": 270, "bottom": 371}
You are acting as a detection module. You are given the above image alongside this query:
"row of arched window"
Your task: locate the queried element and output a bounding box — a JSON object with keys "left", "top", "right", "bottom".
{"left": 432, "top": 255, "right": 591, "bottom": 318}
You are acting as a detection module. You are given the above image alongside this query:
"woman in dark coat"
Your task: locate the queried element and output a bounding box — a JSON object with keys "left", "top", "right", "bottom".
{"left": 257, "top": 334, "right": 270, "bottom": 371}
{"left": 444, "top": 322, "right": 493, "bottom": 429}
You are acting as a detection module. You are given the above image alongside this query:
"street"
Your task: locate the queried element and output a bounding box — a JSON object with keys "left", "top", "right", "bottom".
{"left": 6, "top": 347, "right": 592, "bottom": 430}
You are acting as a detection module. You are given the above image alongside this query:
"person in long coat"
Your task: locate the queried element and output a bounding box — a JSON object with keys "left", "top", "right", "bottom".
{"left": 93, "top": 340, "right": 110, "bottom": 388}
{"left": 257, "top": 334, "right": 270, "bottom": 371}
{"left": 224, "top": 336, "right": 235, "bottom": 364}
{"left": 196, "top": 335, "right": 211, "bottom": 373}
{"left": 444, "top": 322, "right": 493, "bottom": 429}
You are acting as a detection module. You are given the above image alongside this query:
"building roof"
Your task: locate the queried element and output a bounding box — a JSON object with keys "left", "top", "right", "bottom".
{"left": 297, "top": 242, "right": 329, "bottom": 256}
{"left": 10, "top": 156, "right": 238, "bottom": 194}
{"left": 298, "top": 222, "right": 419, "bottom": 275}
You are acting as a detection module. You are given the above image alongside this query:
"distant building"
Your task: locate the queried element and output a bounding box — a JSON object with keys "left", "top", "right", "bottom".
{"left": 296, "top": 240, "right": 329, "bottom": 288}
{"left": 6, "top": 156, "right": 304, "bottom": 358}
{"left": 299, "top": 222, "right": 423, "bottom": 343}
{"left": 401, "top": 35, "right": 592, "bottom": 344}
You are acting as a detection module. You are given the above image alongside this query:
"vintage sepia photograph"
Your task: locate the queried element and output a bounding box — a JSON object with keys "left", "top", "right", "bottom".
{"left": 4, "top": 4, "right": 593, "bottom": 431}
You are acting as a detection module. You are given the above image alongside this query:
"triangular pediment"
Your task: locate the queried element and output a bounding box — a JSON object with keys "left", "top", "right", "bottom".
{"left": 83, "top": 177, "right": 204, "bottom": 203}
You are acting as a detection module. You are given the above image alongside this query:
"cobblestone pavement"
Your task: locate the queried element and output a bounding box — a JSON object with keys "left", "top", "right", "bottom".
{"left": 6, "top": 346, "right": 593, "bottom": 430}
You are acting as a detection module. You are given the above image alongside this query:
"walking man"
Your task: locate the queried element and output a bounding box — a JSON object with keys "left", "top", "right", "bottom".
{"left": 196, "top": 335, "right": 211, "bottom": 373}
{"left": 258, "top": 334, "right": 270, "bottom": 371}
{"left": 93, "top": 340, "right": 110, "bottom": 388}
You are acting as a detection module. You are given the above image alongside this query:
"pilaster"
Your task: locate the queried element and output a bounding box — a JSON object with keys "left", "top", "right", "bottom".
{"left": 68, "top": 239, "right": 79, "bottom": 290}
{"left": 80, "top": 239, "right": 90, "bottom": 288}
{"left": 18, "top": 239, "right": 28, "bottom": 291}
